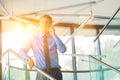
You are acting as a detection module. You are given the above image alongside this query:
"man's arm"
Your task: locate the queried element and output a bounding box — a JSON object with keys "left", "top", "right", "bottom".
{"left": 52, "top": 34, "right": 66, "bottom": 53}
{"left": 19, "top": 39, "right": 32, "bottom": 60}
{"left": 49, "top": 27, "right": 66, "bottom": 53}
{"left": 19, "top": 39, "right": 34, "bottom": 69}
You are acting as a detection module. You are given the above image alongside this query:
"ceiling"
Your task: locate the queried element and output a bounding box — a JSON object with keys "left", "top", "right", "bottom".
{"left": 0, "top": 0, "right": 120, "bottom": 27}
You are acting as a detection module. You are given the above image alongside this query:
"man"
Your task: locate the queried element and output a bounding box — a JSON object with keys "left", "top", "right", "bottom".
{"left": 19, "top": 15, "right": 66, "bottom": 80}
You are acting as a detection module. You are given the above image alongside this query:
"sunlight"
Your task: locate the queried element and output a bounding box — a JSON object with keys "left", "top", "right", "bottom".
{"left": 3, "top": 22, "right": 28, "bottom": 52}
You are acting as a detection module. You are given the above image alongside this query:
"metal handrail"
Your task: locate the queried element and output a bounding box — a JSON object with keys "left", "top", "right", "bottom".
{"left": 9, "top": 64, "right": 120, "bottom": 73}
{"left": 89, "top": 55, "right": 120, "bottom": 74}
{"left": 94, "top": 6, "right": 120, "bottom": 42}
{"left": 2, "top": 49, "right": 114, "bottom": 73}
{"left": 60, "top": 54, "right": 106, "bottom": 57}
{"left": 2, "top": 49, "right": 56, "bottom": 80}
{"left": 3, "top": 49, "right": 120, "bottom": 79}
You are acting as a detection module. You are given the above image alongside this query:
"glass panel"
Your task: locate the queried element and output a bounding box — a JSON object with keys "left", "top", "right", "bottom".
{"left": 94, "top": 7, "right": 120, "bottom": 67}
{"left": 59, "top": 55, "right": 73, "bottom": 70}
{"left": 76, "top": 56, "right": 89, "bottom": 70}
{"left": 89, "top": 56, "right": 120, "bottom": 80}
{"left": 2, "top": 53, "right": 9, "bottom": 80}
{"left": 77, "top": 73, "right": 90, "bottom": 80}
{"left": 62, "top": 73, "right": 73, "bottom": 80}
{"left": 10, "top": 67, "right": 25, "bottom": 80}
{"left": 60, "top": 54, "right": 91, "bottom": 80}
{"left": 29, "top": 71, "right": 36, "bottom": 80}
{"left": 2, "top": 51, "right": 56, "bottom": 80}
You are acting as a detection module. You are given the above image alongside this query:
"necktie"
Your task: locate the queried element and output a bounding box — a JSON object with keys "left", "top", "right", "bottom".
{"left": 43, "top": 35, "right": 51, "bottom": 69}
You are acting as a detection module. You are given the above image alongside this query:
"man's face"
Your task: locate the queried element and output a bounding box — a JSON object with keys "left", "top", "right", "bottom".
{"left": 39, "top": 17, "right": 52, "bottom": 34}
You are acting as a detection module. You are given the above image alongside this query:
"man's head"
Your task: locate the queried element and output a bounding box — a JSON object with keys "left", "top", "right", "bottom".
{"left": 39, "top": 15, "right": 52, "bottom": 34}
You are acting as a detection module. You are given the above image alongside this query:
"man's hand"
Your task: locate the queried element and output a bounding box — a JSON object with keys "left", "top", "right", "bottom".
{"left": 49, "top": 27, "right": 55, "bottom": 34}
{"left": 27, "top": 57, "right": 34, "bottom": 69}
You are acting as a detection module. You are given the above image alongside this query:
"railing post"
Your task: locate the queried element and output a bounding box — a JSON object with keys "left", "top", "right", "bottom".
{"left": 24, "top": 64, "right": 30, "bottom": 80}
{"left": 96, "top": 38, "right": 104, "bottom": 80}
{"left": 70, "top": 26, "right": 77, "bottom": 80}
{"left": 0, "top": 19, "right": 2, "bottom": 80}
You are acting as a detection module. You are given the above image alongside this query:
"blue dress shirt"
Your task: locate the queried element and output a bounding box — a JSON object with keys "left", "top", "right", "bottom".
{"left": 19, "top": 33, "right": 66, "bottom": 69}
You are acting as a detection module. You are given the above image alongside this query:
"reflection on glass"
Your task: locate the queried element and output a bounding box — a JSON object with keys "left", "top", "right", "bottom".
{"left": 89, "top": 56, "right": 120, "bottom": 80}
{"left": 94, "top": 7, "right": 120, "bottom": 67}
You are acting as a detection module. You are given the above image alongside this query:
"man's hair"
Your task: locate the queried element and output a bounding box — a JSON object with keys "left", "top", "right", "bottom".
{"left": 40, "top": 14, "right": 52, "bottom": 21}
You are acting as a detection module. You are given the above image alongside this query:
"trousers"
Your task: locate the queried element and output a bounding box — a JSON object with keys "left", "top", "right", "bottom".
{"left": 36, "top": 69, "right": 62, "bottom": 80}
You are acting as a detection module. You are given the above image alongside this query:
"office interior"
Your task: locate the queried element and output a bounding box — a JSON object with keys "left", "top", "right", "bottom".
{"left": 0, "top": 0, "right": 120, "bottom": 80}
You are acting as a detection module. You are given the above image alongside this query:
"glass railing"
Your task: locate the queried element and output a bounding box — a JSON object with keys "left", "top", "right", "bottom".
{"left": 94, "top": 6, "right": 120, "bottom": 67}
{"left": 89, "top": 55, "right": 120, "bottom": 80}
{"left": 2, "top": 49, "right": 56, "bottom": 80}
{"left": 92, "top": 6, "right": 120, "bottom": 80}
{"left": 60, "top": 54, "right": 91, "bottom": 80}
{"left": 2, "top": 49, "right": 95, "bottom": 80}
{"left": 2, "top": 50, "right": 118, "bottom": 80}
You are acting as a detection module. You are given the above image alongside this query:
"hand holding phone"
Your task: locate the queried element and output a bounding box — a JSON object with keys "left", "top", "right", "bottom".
{"left": 49, "top": 27, "right": 55, "bottom": 34}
